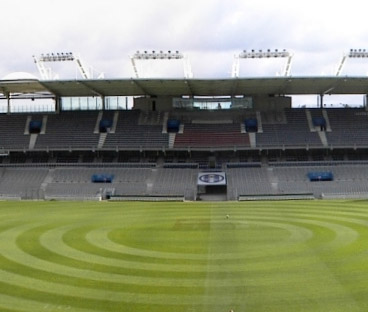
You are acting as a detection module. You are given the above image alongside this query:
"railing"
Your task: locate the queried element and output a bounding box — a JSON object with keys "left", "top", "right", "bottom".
{"left": 109, "top": 195, "right": 184, "bottom": 201}
{"left": 238, "top": 193, "right": 315, "bottom": 201}
{"left": 0, "top": 162, "right": 157, "bottom": 168}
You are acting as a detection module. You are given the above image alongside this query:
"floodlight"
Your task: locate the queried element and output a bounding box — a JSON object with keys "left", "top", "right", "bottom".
{"left": 33, "top": 52, "right": 102, "bottom": 79}
{"left": 130, "top": 49, "right": 192, "bottom": 78}
{"left": 348, "top": 49, "right": 368, "bottom": 58}
{"left": 232, "top": 48, "right": 293, "bottom": 77}
{"left": 238, "top": 48, "right": 291, "bottom": 59}
{"left": 132, "top": 50, "right": 185, "bottom": 60}
{"left": 38, "top": 52, "right": 75, "bottom": 62}
{"left": 336, "top": 48, "right": 368, "bottom": 76}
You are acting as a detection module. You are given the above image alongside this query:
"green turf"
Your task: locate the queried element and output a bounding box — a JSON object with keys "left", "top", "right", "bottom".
{"left": 1, "top": 200, "right": 368, "bottom": 311}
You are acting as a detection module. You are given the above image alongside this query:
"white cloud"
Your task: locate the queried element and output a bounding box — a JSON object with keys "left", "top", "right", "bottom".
{"left": 1, "top": 0, "right": 368, "bottom": 79}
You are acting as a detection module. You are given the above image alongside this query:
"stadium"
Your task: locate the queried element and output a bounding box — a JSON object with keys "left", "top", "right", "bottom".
{"left": 2, "top": 49, "right": 368, "bottom": 311}
{"left": 1, "top": 49, "right": 368, "bottom": 201}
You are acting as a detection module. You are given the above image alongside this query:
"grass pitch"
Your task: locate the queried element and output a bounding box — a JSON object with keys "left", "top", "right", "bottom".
{"left": 1, "top": 200, "right": 368, "bottom": 311}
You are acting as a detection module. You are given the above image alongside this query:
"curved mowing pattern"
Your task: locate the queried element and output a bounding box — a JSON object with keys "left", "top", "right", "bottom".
{"left": 2, "top": 201, "right": 368, "bottom": 311}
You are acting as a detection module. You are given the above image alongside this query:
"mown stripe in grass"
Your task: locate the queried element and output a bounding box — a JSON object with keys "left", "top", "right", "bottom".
{"left": 2, "top": 200, "right": 368, "bottom": 312}
{"left": 0, "top": 254, "right": 205, "bottom": 296}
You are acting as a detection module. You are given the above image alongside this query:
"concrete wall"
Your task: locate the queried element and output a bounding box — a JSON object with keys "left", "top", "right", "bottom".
{"left": 253, "top": 95, "right": 291, "bottom": 111}
{"left": 134, "top": 96, "right": 173, "bottom": 111}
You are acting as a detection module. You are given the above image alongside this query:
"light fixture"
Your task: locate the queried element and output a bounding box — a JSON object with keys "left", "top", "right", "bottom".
{"left": 132, "top": 50, "right": 184, "bottom": 60}
{"left": 39, "top": 52, "right": 75, "bottom": 62}
{"left": 130, "top": 49, "right": 192, "bottom": 78}
{"left": 348, "top": 49, "right": 368, "bottom": 58}
{"left": 238, "top": 49, "right": 291, "bottom": 59}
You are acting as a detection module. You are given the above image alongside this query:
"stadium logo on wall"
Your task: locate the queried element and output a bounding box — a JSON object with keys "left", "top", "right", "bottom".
{"left": 197, "top": 172, "right": 226, "bottom": 185}
{"left": 199, "top": 174, "right": 224, "bottom": 183}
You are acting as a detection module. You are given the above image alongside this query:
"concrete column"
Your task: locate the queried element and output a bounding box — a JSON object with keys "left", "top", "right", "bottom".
{"left": 101, "top": 96, "right": 105, "bottom": 110}
{"left": 6, "top": 93, "right": 10, "bottom": 114}
{"left": 319, "top": 94, "right": 324, "bottom": 108}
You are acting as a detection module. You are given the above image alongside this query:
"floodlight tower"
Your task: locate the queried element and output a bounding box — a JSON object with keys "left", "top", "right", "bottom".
{"left": 33, "top": 52, "right": 104, "bottom": 80}
{"left": 335, "top": 49, "right": 368, "bottom": 109}
{"left": 231, "top": 49, "right": 293, "bottom": 78}
{"left": 130, "top": 50, "right": 193, "bottom": 78}
{"left": 336, "top": 49, "right": 368, "bottom": 76}
{"left": 32, "top": 54, "right": 57, "bottom": 80}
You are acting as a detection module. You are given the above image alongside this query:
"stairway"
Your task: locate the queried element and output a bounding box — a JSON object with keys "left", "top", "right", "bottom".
{"left": 94, "top": 111, "right": 103, "bottom": 134}
{"left": 256, "top": 111, "right": 263, "bottom": 132}
{"left": 29, "top": 134, "right": 38, "bottom": 150}
{"left": 317, "top": 131, "right": 328, "bottom": 147}
{"left": 267, "top": 167, "right": 279, "bottom": 194}
{"left": 240, "top": 123, "right": 246, "bottom": 133}
{"left": 39, "top": 169, "right": 55, "bottom": 199}
{"left": 111, "top": 111, "right": 119, "bottom": 133}
{"left": 162, "top": 112, "right": 169, "bottom": 133}
{"left": 98, "top": 133, "right": 108, "bottom": 149}
{"left": 305, "top": 109, "right": 315, "bottom": 131}
{"left": 248, "top": 132, "right": 256, "bottom": 148}
{"left": 168, "top": 133, "right": 176, "bottom": 148}
{"left": 322, "top": 109, "right": 332, "bottom": 131}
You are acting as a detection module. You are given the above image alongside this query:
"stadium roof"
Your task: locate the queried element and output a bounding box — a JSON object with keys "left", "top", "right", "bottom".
{"left": 1, "top": 76, "right": 368, "bottom": 97}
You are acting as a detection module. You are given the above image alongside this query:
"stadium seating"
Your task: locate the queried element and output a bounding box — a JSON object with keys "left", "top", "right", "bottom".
{"left": 256, "top": 109, "right": 323, "bottom": 147}
{"left": 1, "top": 161, "right": 368, "bottom": 200}
{"left": 0, "top": 168, "right": 48, "bottom": 199}
{"left": 35, "top": 111, "right": 100, "bottom": 149}
{"left": 325, "top": 109, "right": 368, "bottom": 146}
{"left": 150, "top": 168, "right": 197, "bottom": 197}
{"left": 1, "top": 108, "right": 368, "bottom": 152}
{"left": 2, "top": 107, "right": 368, "bottom": 201}
{"left": 103, "top": 110, "right": 169, "bottom": 149}
{"left": 0, "top": 114, "right": 31, "bottom": 149}
{"left": 174, "top": 123, "right": 250, "bottom": 147}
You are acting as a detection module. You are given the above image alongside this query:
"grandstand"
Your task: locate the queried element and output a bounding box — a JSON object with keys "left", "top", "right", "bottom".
{"left": 2, "top": 59, "right": 368, "bottom": 201}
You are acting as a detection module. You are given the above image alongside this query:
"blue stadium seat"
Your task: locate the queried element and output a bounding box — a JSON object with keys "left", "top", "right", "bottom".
{"left": 167, "top": 119, "right": 180, "bottom": 133}
{"left": 99, "top": 119, "right": 113, "bottom": 133}
{"left": 312, "top": 117, "right": 326, "bottom": 131}
{"left": 244, "top": 118, "right": 258, "bottom": 132}
{"left": 29, "top": 120, "right": 42, "bottom": 134}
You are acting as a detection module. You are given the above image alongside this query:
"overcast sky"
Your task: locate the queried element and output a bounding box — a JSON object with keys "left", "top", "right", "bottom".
{"left": 1, "top": 0, "right": 368, "bottom": 80}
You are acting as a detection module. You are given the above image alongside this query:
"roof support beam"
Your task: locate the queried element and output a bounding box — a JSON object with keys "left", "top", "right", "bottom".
{"left": 131, "top": 79, "right": 150, "bottom": 95}
{"left": 184, "top": 79, "right": 194, "bottom": 96}
{"left": 79, "top": 81, "right": 105, "bottom": 97}
{"left": 37, "top": 81, "right": 60, "bottom": 97}
{"left": 323, "top": 86, "right": 335, "bottom": 95}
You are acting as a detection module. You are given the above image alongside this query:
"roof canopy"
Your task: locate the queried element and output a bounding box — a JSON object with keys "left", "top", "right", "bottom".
{"left": 1, "top": 76, "right": 368, "bottom": 97}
